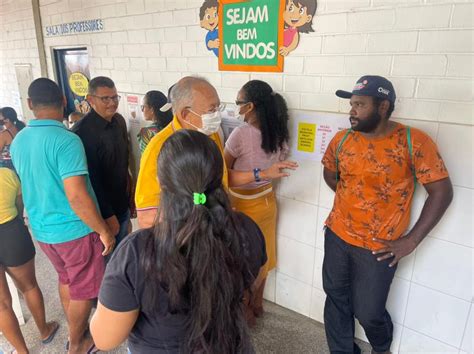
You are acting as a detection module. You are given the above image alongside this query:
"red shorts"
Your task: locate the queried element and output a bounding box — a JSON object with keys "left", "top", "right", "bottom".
{"left": 38, "top": 232, "right": 105, "bottom": 300}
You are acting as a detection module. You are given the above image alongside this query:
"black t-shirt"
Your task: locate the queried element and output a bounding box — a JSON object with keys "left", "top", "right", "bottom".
{"left": 99, "top": 212, "right": 266, "bottom": 353}
{"left": 72, "top": 109, "right": 129, "bottom": 218}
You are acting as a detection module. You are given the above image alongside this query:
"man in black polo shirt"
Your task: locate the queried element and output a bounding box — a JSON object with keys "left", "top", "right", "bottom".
{"left": 73, "top": 76, "right": 130, "bottom": 256}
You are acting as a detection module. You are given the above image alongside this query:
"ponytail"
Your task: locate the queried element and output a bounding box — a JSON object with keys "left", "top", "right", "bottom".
{"left": 0, "top": 107, "right": 25, "bottom": 131}
{"left": 15, "top": 120, "right": 26, "bottom": 131}
{"left": 273, "top": 92, "right": 290, "bottom": 150}
{"left": 241, "top": 80, "right": 290, "bottom": 154}
{"left": 141, "top": 130, "right": 252, "bottom": 353}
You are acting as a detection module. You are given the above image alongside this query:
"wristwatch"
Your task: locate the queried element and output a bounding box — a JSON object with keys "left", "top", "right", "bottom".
{"left": 253, "top": 168, "right": 261, "bottom": 182}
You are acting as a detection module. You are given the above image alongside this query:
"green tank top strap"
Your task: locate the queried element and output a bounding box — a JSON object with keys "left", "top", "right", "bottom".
{"left": 335, "top": 129, "right": 352, "bottom": 182}
{"left": 406, "top": 126, "right": 417, "bottom": 190}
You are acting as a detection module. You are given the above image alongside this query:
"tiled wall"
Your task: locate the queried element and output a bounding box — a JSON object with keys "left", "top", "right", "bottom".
{"left": 0, "top": 0, "right": 41, "bottom": 114}
{"left": 0, "top": 0, "right": 472, "bottom": 352}
{"left": 271, "top": 117, "right": 473, "bottom": 352}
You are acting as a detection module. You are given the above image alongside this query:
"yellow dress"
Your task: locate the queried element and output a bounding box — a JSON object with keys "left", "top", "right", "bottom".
{"left": 230, "top": 184, "right": 277, "bottom": 277}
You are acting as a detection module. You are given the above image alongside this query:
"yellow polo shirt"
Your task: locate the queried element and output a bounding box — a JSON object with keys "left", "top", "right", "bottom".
{"left": 135, "top": 116, "right": 228, "bottom": 210}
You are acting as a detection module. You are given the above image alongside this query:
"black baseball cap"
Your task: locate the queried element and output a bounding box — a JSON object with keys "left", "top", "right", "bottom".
{"left": 336, "top": 75, "right": 396, "bottom": 104}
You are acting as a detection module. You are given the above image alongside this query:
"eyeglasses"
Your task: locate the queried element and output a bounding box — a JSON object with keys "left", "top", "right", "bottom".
{"left": 235, "top": 100, "right": 249, "bottom": 106}
{"left": 90, "top": 95, "right": 121, "bottom": 104}
{"left": 187, "top": 103, "right": 226, "bottom": 114}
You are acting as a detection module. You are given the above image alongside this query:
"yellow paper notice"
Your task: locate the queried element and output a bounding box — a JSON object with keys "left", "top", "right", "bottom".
{"left": 297, "top": 122, "right": 316, "bottom": 153}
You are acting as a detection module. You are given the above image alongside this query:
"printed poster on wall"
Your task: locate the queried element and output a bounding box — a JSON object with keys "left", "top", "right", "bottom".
{"left": 123, "top": 93, "right": 146, "bottom": 180}
{"left": 218, "top": 0, "right": 285, "bottom": 72}
{"left": 291, "top": 111, "right": 350, "bottom": 162}
{"left": 62, "top": 49, "right": 91, "bottom": 115}
{"left": 126, "top": 94, "right": 143, "bottom": 126}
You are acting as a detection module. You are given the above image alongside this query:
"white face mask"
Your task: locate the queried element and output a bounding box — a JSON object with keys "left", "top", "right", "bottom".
{"left": 233, "top": 105, "right": 245, "bottom": 122}
{"left": 188, "top": 109, "right": 222, "bottom": 136}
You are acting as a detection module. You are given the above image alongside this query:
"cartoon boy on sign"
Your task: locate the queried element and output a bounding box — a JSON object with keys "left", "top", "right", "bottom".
{"left": 200, "top": 0, "right": 219, "bottom": 57}
{"left": 279, "top": 0, "right": 317, "bottom": 56}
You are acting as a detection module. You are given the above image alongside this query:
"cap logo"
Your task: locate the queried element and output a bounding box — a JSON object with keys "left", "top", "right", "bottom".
{"left": 354, "top": 83, "right": 365, "bottom": 90}
{"left": 378, "top": 87, "right": 390, "bottom": 95}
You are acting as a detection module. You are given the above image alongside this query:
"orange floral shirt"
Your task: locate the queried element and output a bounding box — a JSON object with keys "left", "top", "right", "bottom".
{"left": 322, "top": 123, "right": 449, "bottom": 250}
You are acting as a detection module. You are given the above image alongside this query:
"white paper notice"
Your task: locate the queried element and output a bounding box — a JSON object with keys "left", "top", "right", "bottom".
{"left": 290, "top": 111, "right": 350, "bottom": 162}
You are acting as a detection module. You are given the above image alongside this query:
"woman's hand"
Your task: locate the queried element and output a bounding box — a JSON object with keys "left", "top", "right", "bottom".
{"left": 261, "top": 160, "right": 298, "bottom": 180}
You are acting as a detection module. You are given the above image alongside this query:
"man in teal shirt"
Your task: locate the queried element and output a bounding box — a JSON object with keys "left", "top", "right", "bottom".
{"left": 11, "top": 78, "right": 114, "bottom": 353}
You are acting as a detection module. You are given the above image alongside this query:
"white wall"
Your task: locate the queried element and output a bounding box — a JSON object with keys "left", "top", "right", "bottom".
{"left": 1, "top": 0, "right": 472, "bottom": 352}
{"left": 0, "top": 0, "right": 41, "bottom": 113}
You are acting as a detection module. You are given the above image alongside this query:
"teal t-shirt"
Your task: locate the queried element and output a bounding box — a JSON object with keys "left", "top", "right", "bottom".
{"left": 11, "top": 119, "right": 97, "bottom": 244}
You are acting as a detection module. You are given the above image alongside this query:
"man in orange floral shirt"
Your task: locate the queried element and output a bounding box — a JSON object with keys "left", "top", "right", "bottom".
{"left": 322, "top": 76, "right": 453, "bottom": 354}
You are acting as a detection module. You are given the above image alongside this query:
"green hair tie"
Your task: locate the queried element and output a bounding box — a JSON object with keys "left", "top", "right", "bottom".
{"left": 193, "top": 192, "right": 206, "bottom": 205}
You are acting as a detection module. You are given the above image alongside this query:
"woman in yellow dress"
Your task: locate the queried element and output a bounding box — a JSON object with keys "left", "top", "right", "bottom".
{"left": 224, "top": 80, "right": 291, "bottom": 322}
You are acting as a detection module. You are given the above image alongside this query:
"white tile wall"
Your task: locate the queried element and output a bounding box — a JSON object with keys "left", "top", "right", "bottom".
{"left": 405, "top": 283, "right": 470, "bottom": 347}
{"left": 395, "top": 250, "right": 416, "bottom": 282}
{"left": 312, "top": 249, "right": 324, "bottom": 290}
{"left": 386, "top": 277, "right": 411, "bottom": 325}
{"left": 277, "top": 236, "right": 315, "bottom": 285}
{"left": 275, "top": 272, "right": 312, "bottom": 317}
{"left": 461, "top": 305, "right": 473, "bottom": 353}
{"left": 1, "top": 0, "right": 472, "bottom": 352}
{"left": 388, "top": 323, "right": 402, "bottom": 353}
{"left": 399, "top": 327, "right": 459, "bottom": 353}
{"left": 309, "top": 287, "right": 326, "bottom": 323}
{"left": 412, "top": 237, "right": 472, "bottom": 301}
{"left": 277, "top": 197, "right": 318, "bottom": 247}
{"left": 278, "top": 159, "right": 321, "bottom": 205}
{"left": 263, "top": 269, "right": 276, "bottom": 303}
{"left": 436, "top": 124, "right": 474, "bottom": 189}
{"left": 430, "top": 187, "right": 474, "bottom": 249}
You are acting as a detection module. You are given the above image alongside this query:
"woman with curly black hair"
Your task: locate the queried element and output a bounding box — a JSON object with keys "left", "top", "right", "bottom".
{"left": 225, "top": 80, "right": 294, "bottom": 323}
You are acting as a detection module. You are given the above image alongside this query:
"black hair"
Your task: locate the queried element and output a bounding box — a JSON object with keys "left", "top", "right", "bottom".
{"left": 144, "top": 90, "right": 173, "bottom": 127}
{"left": 0, "top": 107, "right": 25, "bottom": 131}
{"left": 88, "top": 76, "right": 115, "bottom": 95}
{"left": 284, "top": 0, "right": 318, "bottom": 33}
{"left": 27, "top": 78, "right": 63, "bottom": 110}
{"left": 241, "top": 80, "right": 290, "bottom": 154}
{"left": 373, "top": 97, "right": 395, "bottom": 119}
{"left": 199, "top": 0, "right": 218, "bottom": 20}
{"left": 141, "top": 130, "right": 252, "bottom": 353}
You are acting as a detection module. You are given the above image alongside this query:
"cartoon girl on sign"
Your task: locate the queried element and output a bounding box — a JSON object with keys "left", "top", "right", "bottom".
{"left": 279, "top": 0, "right": 318, "bottom": 56}
{"left": 200, "top": 0, "right": 219, "bottom": 57}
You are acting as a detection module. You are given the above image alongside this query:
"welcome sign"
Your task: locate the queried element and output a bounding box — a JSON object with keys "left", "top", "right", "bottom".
{"left": 219, "top": 0, "right": 284, "bottom": 72}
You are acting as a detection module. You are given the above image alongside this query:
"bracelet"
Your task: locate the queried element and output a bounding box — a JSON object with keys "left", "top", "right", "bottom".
{"left": 253, "top": 168, "right": 261, "bottom": 182}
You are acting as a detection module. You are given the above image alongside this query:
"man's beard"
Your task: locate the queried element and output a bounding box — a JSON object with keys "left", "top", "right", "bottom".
{"left": 350, "top": 110, "right": 382, "bottom": 133}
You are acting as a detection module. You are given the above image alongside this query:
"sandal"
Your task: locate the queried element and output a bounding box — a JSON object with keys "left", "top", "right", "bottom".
{"left": 86, "top": 343, "right": 99, "bottom": 353}
{"left": 41, "top": 321, "right": 60, "bottom": 344}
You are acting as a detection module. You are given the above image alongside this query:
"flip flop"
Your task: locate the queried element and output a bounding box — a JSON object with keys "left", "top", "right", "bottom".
{"left": 86, "top": 343, "right": 99, "bottom": 353}
{"left": 41, "top": 321, "right": 60, "bottom": 344}
{"left": 65, "top": 328, "right": 91, "bottom": 351}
